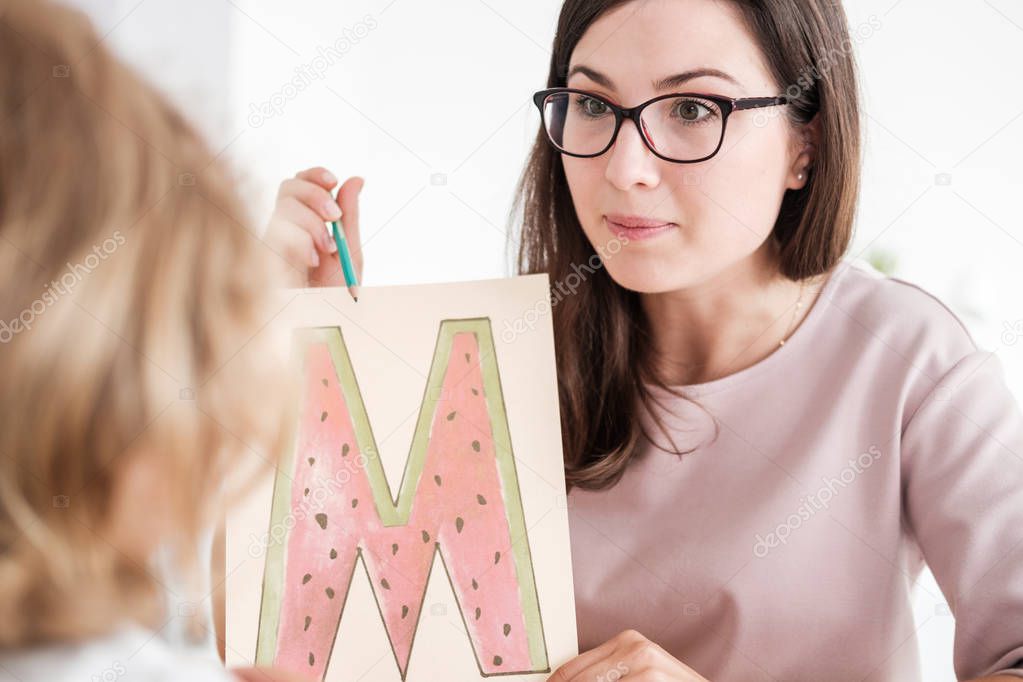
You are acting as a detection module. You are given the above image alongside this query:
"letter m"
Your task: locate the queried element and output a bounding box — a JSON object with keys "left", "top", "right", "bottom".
{"left": 256, "top": 318, "right": 550, "bottom": 680}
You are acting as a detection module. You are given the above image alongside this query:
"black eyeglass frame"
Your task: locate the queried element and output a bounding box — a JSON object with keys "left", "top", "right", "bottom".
{"left": 532, "top": 87, "right": 790, "bottom": 164}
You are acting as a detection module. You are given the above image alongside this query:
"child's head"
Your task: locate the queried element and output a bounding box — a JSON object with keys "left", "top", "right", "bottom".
{"left": 0, "top": 0, "right": 292, "bottom": 645}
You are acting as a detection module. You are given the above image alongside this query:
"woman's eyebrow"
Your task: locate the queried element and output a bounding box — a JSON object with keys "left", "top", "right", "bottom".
{"left": 567, "top": 64, "right": 741, "bottom": 90}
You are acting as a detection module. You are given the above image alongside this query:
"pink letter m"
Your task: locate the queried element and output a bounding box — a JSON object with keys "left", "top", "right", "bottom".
{"left": 255, "top": 318, "right": 550, "bottom": 680}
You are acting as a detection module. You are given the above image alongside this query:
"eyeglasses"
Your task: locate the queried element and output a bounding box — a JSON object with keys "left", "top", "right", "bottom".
{"left": 532, "top": 87, "right": 790, "bottom": 164}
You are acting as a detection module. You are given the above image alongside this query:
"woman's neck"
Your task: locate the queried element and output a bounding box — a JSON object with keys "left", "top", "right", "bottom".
{"left": 639, "top": 241, "right": 827, "bottom": 386}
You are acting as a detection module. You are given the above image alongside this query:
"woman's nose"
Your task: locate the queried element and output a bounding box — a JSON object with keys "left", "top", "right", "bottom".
{"left": 603, "top": 117, "right": 662, "bottom": 191}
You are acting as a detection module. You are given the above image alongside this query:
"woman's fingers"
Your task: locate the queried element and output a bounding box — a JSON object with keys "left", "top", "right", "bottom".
{"left": 264, "top": 167, "right": 364, "bottom": 288}
{"left": 275, "top": 196, "right": 334, "bottom": 254}
{"left": 335, "top": 176, "right": 364, "bottom": 281}
{"left": 267, "top": 212, "right": 319, "bottom": 274}
{"left": 335, "top": 176, "right": 363, "bottom": 245}
{"left": 295, "top": 166, "right": 339, "bottom": 192}
{"left": 549, "top": 629, "right": 707, "bottom": 681}
{"left": 277, "top": 177, "right": 342, "bottom": 226}
{"left": 307, "top": 237, "right": 346, "bottom": 287}
{"left": 231, "top": 665, "right": 314, "bottom": 682}
{"left": 570, "top": 640, "right": 669, "bottom": 682}
{"left": 549, "top": 632, "right": 621, "bottom": 680}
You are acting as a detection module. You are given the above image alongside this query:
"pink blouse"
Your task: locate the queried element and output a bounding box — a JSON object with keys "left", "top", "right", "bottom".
{"left": 567, "top": 257, "right": 1023, "bottom": 681}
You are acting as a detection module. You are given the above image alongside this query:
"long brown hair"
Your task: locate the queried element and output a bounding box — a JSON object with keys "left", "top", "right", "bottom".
{"left": 513, "top": 0, "right": 861, "bottom": 492}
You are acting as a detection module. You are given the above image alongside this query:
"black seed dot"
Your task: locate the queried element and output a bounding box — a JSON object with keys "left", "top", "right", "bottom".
{"left": 351, "top": 498, "right": 358, "bottom": 508}
{"left": 477, "top": 494, "right": 487, "bottom": 505}
{"left": 503, "top": 623, "right": 511, "bottom": 636}
{"left": 315, "top": 513, "right": 328, "bottom": 529}
{"left": 302, "top": 573, "right": 312, "bottom": 585}
{"left": 320, "top": 411, "right": 328, "bottom": 422}
{"left": 474, "top": 607, "right": 481, "bottom": 620}
{"left": 330, "top": 548, "right": 337, "bottom": 560}
{"left": 303, "top": 487, "right": 309, "bottom": 496}
{"left": 471, "top": 388, "right": 479, "bottom": 395}
{"left": 322, "top": 378, "right": 328, "bottom": 386}
{"left": 455, "top": 517, "right": 464, "bottom": 533}
{"left": 392, "top": 543, "right": 399, "bottom": 555}
{"left": 434, "top": 474, "right": 442, "bottom": 486}
{"left": 381, "top": 578, "right": 390, "bottom": 590}
{"left": 471, "top": 440, "right": 481, "bottom": 452}
{"left": 308, "top": 457, "right": 315, "bottom": 466}
{"left": 446, "top": 411, "right": 456, "bottom": 421}
{"left": 472, "top": 578, "right": 478, "bottom": 590}
{"left": 402, "top": 605, "right": 409, "bottom": 619}
{"left": 421, "top": 530, "right": 430, "bottom": 543}
{"left": 309, "top": 652, "right": 315, "bottom": 666}
{"left": 494, "top": 655, "right": 502, "bottom": 666}
{"left": 304, "top": 615, "right": 312, "bottom": 631}
{"left": 325, "top": 587, "right": 335, "bottom": 599}
{"left": 342, "top": 443, "right": 349, "bottom": 456}
{"left": 494, "top": 551, "right": 501, "bottom": 564}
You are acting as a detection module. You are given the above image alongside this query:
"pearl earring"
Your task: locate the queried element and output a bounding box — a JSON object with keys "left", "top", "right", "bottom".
{"left": 797, "top": 172, "right": 805, "bottom": 181}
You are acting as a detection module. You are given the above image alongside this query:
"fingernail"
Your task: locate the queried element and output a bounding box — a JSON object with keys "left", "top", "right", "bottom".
{"left": 327, "top": 237, "right": 337, "bottom": 253}
{"left": 322, "top": 170, "right": 337, "bottom": 185}
{"left": 323, "top": 201, "right": 341, "bottom": 219}
{"left": 309, "top": 248, "right": 320, "bottom": 268}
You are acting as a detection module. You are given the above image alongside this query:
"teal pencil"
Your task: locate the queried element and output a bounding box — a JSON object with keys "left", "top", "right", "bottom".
{"left": 329, "top": 215, "right": 360, "bottom": 303}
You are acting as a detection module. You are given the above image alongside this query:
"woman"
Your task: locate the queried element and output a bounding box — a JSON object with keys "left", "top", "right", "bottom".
{"left": 264, "top": 0, "right": 1023, "bottom": 680}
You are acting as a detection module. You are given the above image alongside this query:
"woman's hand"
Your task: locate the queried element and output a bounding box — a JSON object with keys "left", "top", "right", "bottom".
{"left": 231, "top": 665, "right": 313, "bottom": 682}
{"left": 549, "top": 629, "right": 710, "bottom": 681}
{"left": 263, "top": 167, "right": 364, "bottom": 288}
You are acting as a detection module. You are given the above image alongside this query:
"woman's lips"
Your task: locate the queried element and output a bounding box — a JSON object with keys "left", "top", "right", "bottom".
{"left": 604, "top": 215, "right": 677, "bottom": 241}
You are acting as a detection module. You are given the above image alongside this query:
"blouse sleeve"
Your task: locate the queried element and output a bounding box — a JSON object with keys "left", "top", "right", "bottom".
{"left": 901, "top": 349, "right": 1023, "bottom": 679}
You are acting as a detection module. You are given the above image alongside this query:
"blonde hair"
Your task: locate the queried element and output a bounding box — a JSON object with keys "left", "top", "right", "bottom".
{"left": 0, "top": 0, "right": 293, "bottom": 646}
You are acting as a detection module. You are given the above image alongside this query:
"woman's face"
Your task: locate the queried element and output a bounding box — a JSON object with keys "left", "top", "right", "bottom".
{"left": 562, "top": 0, "right": 815, "bottom": 293}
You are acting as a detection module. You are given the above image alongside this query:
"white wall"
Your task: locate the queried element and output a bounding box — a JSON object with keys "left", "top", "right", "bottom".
{"left": 224, "top": 0, "right": 557, "bottom": 285}
{"left": 60, "top": 1, "right": 1023, "bottom": 679}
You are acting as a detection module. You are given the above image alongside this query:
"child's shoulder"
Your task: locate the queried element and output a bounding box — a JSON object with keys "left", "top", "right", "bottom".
{"left": 0, "top": 624, "right": 231, "bottom": 682}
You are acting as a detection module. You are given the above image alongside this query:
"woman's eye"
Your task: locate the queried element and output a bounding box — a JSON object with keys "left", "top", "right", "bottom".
{"left": 674, "top": 99, "right": 714, "bottom": 122}
{"left": 576, "top": 96, "right": 609, "bottom": 117}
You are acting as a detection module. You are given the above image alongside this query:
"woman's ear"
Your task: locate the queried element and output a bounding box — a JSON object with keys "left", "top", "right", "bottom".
{"left": 787, "top": 112, "right": 821, "bottom": 190}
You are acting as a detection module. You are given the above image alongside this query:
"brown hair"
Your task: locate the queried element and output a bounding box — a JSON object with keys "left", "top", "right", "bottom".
{"left": 0, "top": 0, "right": 292, "bottom": 646}
{"left": 513, "top": 0, "right": 861, "bottom": 492}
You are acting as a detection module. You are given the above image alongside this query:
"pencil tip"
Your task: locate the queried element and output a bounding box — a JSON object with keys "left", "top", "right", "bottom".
{"left": 354, "top": 296, "right": 359, "bottom": 303}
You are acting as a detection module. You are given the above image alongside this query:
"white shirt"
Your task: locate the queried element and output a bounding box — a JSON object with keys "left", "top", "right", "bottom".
{"left": 0, "top": 623, "right": 233, "bottom": 682}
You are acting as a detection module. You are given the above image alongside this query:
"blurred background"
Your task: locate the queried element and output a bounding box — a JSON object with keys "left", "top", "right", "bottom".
{"left": 61, "top": 0, "right": 1023, "bottom": 679}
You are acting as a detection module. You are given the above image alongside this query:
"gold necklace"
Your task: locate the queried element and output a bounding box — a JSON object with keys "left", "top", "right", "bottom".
{"left": 778, "top": 278, "right": 808, "bottom": 348}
